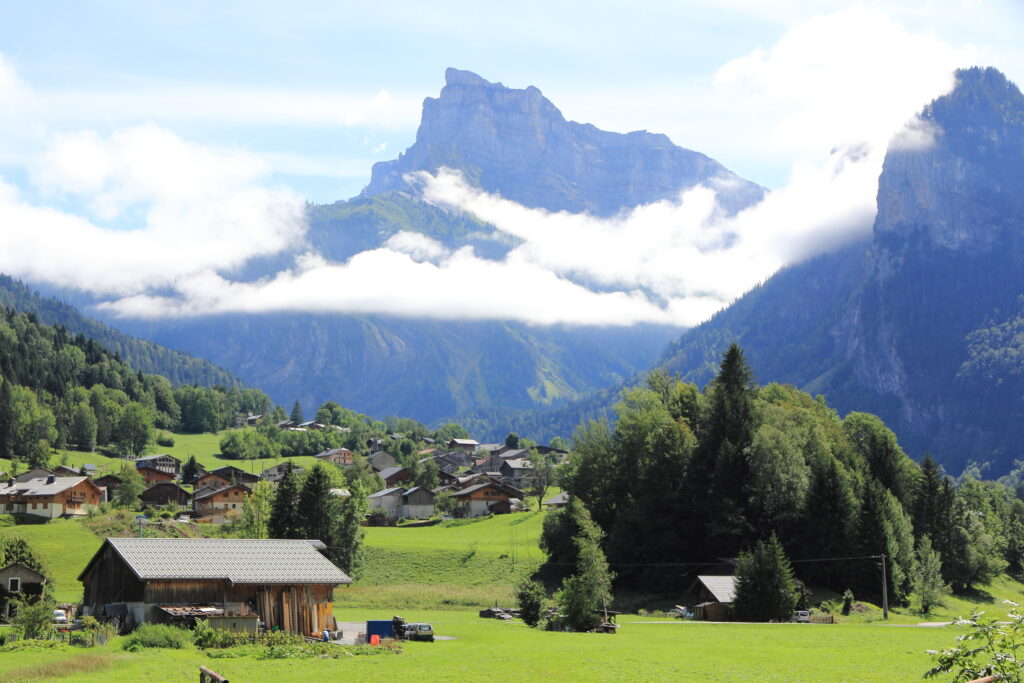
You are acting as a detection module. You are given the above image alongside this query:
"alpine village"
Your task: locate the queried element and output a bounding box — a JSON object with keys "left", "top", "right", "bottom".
{"left": 2, "top": 5, "right": 1024, "bottom": 682}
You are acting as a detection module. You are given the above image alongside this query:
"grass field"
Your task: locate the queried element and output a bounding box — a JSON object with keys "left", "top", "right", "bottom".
{"left": 0, "top": 608, "right": 960, "bottom": 682}
{"left": 0, "top": 429, "right": 320, "bottom": 481}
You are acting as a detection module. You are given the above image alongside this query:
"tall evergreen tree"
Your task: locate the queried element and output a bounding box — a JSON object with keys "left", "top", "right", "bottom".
{"left": 290, "top": 401, "right": 304, "bottom": 424}
{"left": 297, "top": 463, "right": 338, "bottom": 544}
{"left": 0, "top": 379, "right": 13, "bottom": 460}
{"left": 268, "top": 464, "right": 302, "bottom": 539}
{"left": 732, "top": 532, "right": 797, "bottom": 622}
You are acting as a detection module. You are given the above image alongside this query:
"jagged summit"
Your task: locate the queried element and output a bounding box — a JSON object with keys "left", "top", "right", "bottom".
{"left": 361, "top": 68, "right": 765, "bottom": 216}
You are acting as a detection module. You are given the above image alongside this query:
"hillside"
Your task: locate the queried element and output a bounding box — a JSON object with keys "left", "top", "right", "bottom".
{"left": 0, "top": 275, "right": 239, "bottom": 388}
{"left": 658, "top": 67, "right": 1024, "bottom": 476}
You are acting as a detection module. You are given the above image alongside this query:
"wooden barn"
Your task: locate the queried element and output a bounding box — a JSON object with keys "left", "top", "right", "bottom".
{"left": 79, "top": 538, "right": 351, "bottom": 634}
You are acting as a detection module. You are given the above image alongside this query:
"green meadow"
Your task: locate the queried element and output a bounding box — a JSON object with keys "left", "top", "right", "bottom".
{"left": 0, "top": 429, "right": 320, "bottom": 480}
{"left": 0, "top": 609, "right": 955, "bottom": 682}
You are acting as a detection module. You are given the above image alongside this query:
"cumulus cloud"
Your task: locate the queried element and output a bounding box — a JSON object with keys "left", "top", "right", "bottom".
{"left": 714, "top": 5, "right": 971, "bottom": 156}
{"left": 0, "top": 8, "right": 984, "bottom": 328}
{"left": 0, "top": 125, "right": 306, "bottom": 296}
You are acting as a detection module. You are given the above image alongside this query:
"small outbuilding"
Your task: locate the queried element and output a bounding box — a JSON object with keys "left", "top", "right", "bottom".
{"left": 690, "top": 575, "right": 737, "bottom": 621}
{"left": 0, "top": 562, "right": 46, "bottom": 619}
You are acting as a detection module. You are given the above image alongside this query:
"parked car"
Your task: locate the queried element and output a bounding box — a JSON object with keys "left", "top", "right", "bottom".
{"left": 53, "top": 609, "right": 68, "bottom": 624}
{"left": 792, "top": 610, "right": 810, "bottom": 623}
{"left": 404, "top": 622, "right": 435, "bottom": 642}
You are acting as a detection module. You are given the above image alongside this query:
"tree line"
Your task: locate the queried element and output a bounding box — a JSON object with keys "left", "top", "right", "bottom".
{"left": 557, "top": 344, "right": 1024, "bottom": 608}
{"left": 0, "top": 306, "right": 273, "bottom": 470}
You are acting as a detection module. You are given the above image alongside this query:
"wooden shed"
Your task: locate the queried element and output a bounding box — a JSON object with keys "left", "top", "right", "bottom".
{"left": 0, "top": 562, "right": 46, "bottom": 619}
{"left": 78, "top": 538, "right": 351, "bottom": 634}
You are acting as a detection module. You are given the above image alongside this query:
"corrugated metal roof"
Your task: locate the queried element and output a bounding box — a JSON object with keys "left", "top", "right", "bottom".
{"left": 368, "top": 487, "right": 405, "bottom": 499}
{"left": 97, "top": 538, "right": 351, "bottom": 585}
{"left": 697, "top": 575, "right": 737, "bottom": 603}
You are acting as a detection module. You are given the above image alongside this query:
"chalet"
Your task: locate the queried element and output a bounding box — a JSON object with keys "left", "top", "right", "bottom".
{"left": 133, "top": 454, "right": 181, "bottom": 476}
{"left": 12, "top": 468, "right": 57, "bottom": 483}
{"left": 79, "top": 537, "right": 350, "bottom": 634}
{"left": 276, "top": 420, "right": 297, "bottom": 429}
{"left": 54, "top": 465, "right": 82, "bottom": 477}
{"left": 378, "top": 466, "right": 409, "bottom": 487}
{"left": 0, "top": 562, "right": 46, "bottom": 620}
{"left": 498, "top": 448, "right": 530, "bottom": 461}
{"left": 139, "top": 482, "right": 192, "bottom": 507}
{"left": 194, "top": 484, "right": 251, "bottom": 515}
{"left": 297, "top": 421, "right": 327, "bottom": 431}
{"left": 210, "top": 466, "right": 260, "bottom": 486}
{"left": 261, "top": 462, "right": 304, "bottom": 483}
{"left": 314, "top": 448, "right": 354, "bottom": 467}
{"left": 438, "top": 470, "right": 459, "bottom": 487}
{"left": 82, "top": 464, "right": 97, "bottom": 475}
{"left": 401, "top": 487, "right": 435, "bottom": 519}
{"left": 368, "top": 451, "right": 396, "bottom": 470}
{"left": 94, "top": 474, "right": 122, "bottom": 502}
{"left": 449, "top": 481, "right": 523, "bottom": 518}
{"left": 139, "top": 467, "right": 175, "bottom": 486}
{"left": 0, "top": 475, "right": 103, "bottom": 518}
{"left": 499, "top": 458, "right": 534, "bottom": 488}
{"left": 367, "top": 487, "right": 405, "bottom": 519}
{"left": 196, "top": 471, "right": 233, "bottom": 491}
{"left": 231, "top": 413, "right": 262, "bottom": 428}
{"left": 477, "top": 443, "right": 508, "bottom": 456}
{"left": 543, "top": 491, "right": 571, "bottom": 508}
{"left": 691, "top": 575, "right": 736, "bottom": 621}
{"left": 447, "top": 438, "right": 480, "bottom": 452}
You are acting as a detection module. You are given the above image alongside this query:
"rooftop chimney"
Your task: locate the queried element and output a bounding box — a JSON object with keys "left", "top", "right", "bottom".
{"left": 6, "top": 478, "right": 13, "bottom": 487}
{"left": 46, "top": 475, "right": 56, "bottom": 484}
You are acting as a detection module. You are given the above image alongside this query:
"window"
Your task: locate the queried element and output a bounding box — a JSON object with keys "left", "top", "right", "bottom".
{"left": 8, "top": 578, "right": 20, "bottom": 592}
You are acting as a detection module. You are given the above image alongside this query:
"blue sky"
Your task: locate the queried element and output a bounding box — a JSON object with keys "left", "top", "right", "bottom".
{"left": 0, "top": 1, "right": 1022, "bottom": 326}
{"left": 3, "top": 0, "right": 1020, "bottom": 202}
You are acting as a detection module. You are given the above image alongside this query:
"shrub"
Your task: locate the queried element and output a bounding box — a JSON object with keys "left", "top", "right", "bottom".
{"left": 841, "top": 589, "right": 854, "bottom": 616}
{"left": 122, "top": 623, "right": 190, "bottom": 651}
{"left": 156, "top": 433, "right": 175, "bottom": 447}
{"left": 516, "top": 579, "right": 547, "bottom": 627}
{"left": 11, "top": 597, "right": 54, "bottom": 640}
{"left": 69, "top": 630, "right": 92, "bottom": 647}
{"left": 926, "top": 606, "right": 1024, "bottom": 680}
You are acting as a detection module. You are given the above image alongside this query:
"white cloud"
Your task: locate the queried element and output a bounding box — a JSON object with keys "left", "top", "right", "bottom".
{"left": 714, "top": 5, "right": 971, "bottom": 157}
{"left": 0, "top": 124, "right": 306, "bottom": 296}
{"left": 0, "top": 7, "right": 991, "bottom": 328}
{"left": 99, "top": 247, "right": 674, "bottom": 326}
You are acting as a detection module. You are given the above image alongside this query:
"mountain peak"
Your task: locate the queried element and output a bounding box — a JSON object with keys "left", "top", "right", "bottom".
{"left": 360, "top": 69, "right": 764, "bottom": 216}
{"left": 444, "top": 67, "right": 498, "bottom": 88}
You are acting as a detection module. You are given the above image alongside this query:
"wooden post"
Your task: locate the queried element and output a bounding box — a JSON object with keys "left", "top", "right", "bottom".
{"left": 879, "top": 554, "right": 889, "bottom": 620}
{"left": 199, "top": 666, "right": 229, "bottom": 682}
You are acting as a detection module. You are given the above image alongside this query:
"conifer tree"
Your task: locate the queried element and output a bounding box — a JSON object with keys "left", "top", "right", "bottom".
{"left": 0, "top": 379, "right": 13, "bottom": 460}
{"left": 290, "top": 401, "right": 304, "bottom": 424}
{"left": 297, "top": 463, "right": 338, "bottom": 544}
{"left": 268, "top": 464, "right": 302, "bottom": 539}
{"left": 732, "top": 532, "right": 797, "bottom": 622}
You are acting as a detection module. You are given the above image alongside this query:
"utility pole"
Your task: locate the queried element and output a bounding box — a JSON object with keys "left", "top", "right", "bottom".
{"left": 879, "top": 553, "right": 889, "bottom": 620}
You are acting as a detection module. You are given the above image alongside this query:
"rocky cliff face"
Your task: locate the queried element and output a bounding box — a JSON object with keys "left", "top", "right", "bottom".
{"left": 851, "top": 68, "right": 1024, "bottom": 437}
{"left": 658, "top": 66, "right": 1024, "bottom": 474}
{"left": 362, "top": 68, "right": 765, "bottom": 215}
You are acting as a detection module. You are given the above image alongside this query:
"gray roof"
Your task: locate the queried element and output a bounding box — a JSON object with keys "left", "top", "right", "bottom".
{"left": 0, "top": 476, "right": 92, "bottom": 496}
{"left": 697, "top": 575, "right": 737, "bottom": 603}
{"left": 450, "top": 438, "right": 479, "bottom": 446}
{"left": 82, "top": 537, "right": 351, "bottom": 585}
{"left": 368, "top": 486, "right": 405, "bottom": 499}
{"left": 378, "top": 466, "right": 405, "bottom": 480}
{"left": 503, "top": 458, "right": 534, "bottom": 470}
{"left": 544, "top": 492, "right": 570, "bottom": 506}
{"left": 135, "top": 453, "right": 179, "bottom": 462}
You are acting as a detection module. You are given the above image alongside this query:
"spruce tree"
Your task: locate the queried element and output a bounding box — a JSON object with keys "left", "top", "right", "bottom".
{"left": 297, "top": 463, "right": 339, "bottom": 544}
{"left": 268, "top": 464, "right": 302, "bottom": 539}
{"left": 290, "top": 401, "right": 304, "bottom": 424}
{"left": 0, "top": 379, "right": 13, "bottom": 460}
{"left": 732, "top": 532, "right": 797, "bottom": 622}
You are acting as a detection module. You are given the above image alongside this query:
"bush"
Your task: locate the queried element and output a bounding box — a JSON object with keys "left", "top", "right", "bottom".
{"left": 516, "top": 579, "right": 547, "bottom": 627}
{"left": 11, "top": 597, "right": 54, "bottom": 640}
{"left": 841, "top": 589, "right": 854, "bottom": 616}
{"left": 122, "top": 623, "right": 190, "bottom": 651}
{"left": 156, "top": 433, "right": 175, "bottom": 447}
